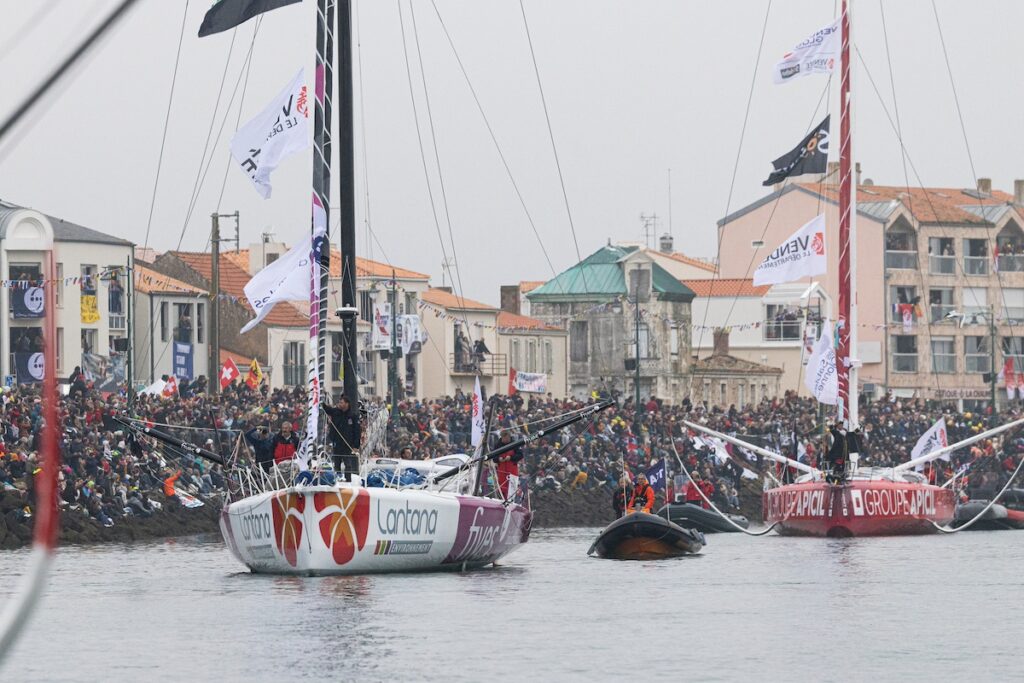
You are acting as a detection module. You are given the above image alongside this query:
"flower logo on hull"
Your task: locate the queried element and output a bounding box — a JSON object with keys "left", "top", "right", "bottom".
{"left": 271, "top": 492, "right": 306, "bottom": 567}
{"left": 314, "top": 490, "right": 370, "bottom": 565}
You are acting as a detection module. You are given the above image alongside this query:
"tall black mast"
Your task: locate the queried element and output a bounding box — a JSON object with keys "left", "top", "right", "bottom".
{"left": 337, "top": 1, "right": 359, "bottom": 406}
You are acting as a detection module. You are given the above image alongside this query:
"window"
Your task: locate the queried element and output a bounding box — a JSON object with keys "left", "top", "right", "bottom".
{"left": 670, "top": 326, "right": 680, "bottom": 355}
{"left": 359, "top": 291, "right": 374, "bottom": 323}
{"left": 719, "top": 382, "right": 727, "bottom": 406}
{"left": 107, "top": 267, "right": 124, "bottom": 314}
{"left": 761, "top": 384, "right": 768, "bottom": 401}
{"left": 527, "top": 340, "right": 537, "bottom": 372}
{"left": 509, "top": 339, "right": 520, "bottom": 370}
{"left": 10, "top": 263, "right": 41, "bottom": 283}
{"left": 764, "top": 304, "right": 801, "bottom": 341}
{"left": 1001, "top": 289, "right": 1024, "bottom": 324}
{"left": 405, "top": 293, "right": 417, "bottom": 316}
{"left": 80, "top": 265, "right": 96, "bottom": 294}
{"left": 892, "top": 335, "right": 917, "bottom": 373}
{"left": 890, "top": 286, "right": 918, "bottom": 322}
{"left": 544, "top": 340, "right": 553, "bottom": 374}
{"left": 751, "top": 240, "right": 765, "bottom": 248}
{"left": 173, "top": 303, "right": 193, "bottom": 343}
{"left": 996, "top": 226, "right": 1024, "bottom": 272}
{"left": 962, "top": 287, "right": 988, "bottom": 320}
{"left": 928, "top": 237, "right": 955, "bottom": 275}
{"left": 197, "top": 302, "right": 206, "bottom": 344}
{"left": 738, "top": 383, "right": 745, "bottom": 406}
{"left": 570, "top": 321, "right": 588, "bottom": 362}
{"left": 283, "top": 341, "right": 305, "bottom": 386}
{"left": 56, "top": 263, "right": 64, "bottom": 308}
{"left": 928, "top": 287, "right": 954, "bottom": 322}
{"left": 931, "top": 337, "right": 955, "bottom": 374}
{"left": 159, "top": 302, "right": 168, "bottom": 343}
{"left": 964, "top": 238, "right": 989, "bottom": 275}
{"left": 56, "top": 327, "right": 64, "bottom": 374}
{"left": 266, "top": 253, "right": 279, "bottom": 266}
{"left": 1003, "top": 338, "right": 1024, "bottom": 373}
{"left": 635, "top": 323, "right": 650, "bottom": 359}
{"left": 885, "top": 227, "right": 917, "bottom": 269}
{"left": 81, "top": 328, "right": 97, "bottom": 355}
{"left": 966, "top": 336, "right": 989, "bottom": 374}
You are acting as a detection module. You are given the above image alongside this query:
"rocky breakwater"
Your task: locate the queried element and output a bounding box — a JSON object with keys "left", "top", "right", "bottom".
{"left": 0, "top": 491, "right": 222, "bottom": 550}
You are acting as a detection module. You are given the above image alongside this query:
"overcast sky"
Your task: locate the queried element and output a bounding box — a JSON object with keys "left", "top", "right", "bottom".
{"left": 2, "top": 0, "right": 1023, "bottom": 305}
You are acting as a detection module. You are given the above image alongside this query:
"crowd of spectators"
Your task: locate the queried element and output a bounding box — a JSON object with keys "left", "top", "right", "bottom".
{"left": 2, "top": 378, "right": 1023, "bottom": 528}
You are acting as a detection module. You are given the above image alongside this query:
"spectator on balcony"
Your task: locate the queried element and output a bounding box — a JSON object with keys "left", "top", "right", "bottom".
{"left": 176, "top": 312, "right": 193, "bottom": 344}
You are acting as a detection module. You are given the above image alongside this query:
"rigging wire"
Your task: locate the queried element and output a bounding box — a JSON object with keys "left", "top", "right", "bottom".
{"left": 427, "top": 0, "right": 562, "bottom": 291}
{"left": 215, "top": 17, "right": 262, "bottom": 213}
{"left": 517, "top": 0, "right": 588, "bottom": 293}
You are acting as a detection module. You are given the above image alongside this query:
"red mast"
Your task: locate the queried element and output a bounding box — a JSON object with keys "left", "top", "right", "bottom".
{"left": 836, "top": 0, "right": 855, "bottom": 425}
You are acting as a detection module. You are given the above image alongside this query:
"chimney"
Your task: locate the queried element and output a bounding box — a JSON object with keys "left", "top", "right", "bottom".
{"left": 712, "top": 328, "right": 730, "bottom": 357}
{"left": 500, "top": 285, "right": 521, "bottom": 315}
{"left": 659, "top": 233, "right": 674, "bottom": 254}
{"left": 825, "top": 161, "right": 840, "bottom": 185}
{"left": 856, "top": 161, "right": 862, "bottom": 186}
{"left": 1014, "top": 179, "right": 1024, "bottom": 204}
{"left": 435, "top": 286, "right": 452, "bottom": 294}
{"left": 977, "top": 177, "right": 992, "bottom": 195}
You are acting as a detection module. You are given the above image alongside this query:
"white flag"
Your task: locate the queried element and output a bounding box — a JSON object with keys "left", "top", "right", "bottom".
{"left": 471, "top": 376, "right": 485, "bottom": 447}
{"left": 230, "top": 68, "right": 310, "bottom": 198}
{"left": 804, "top": 317, "right": 838, "bottom": 405}
{"left": 773, "top": 19, "right": 840, "bottom": 85}
{"left": 239, "top": 225, "right": 325, "bottom": 334}
{"left": 912, "top": 418, "right": 949, "bottom": 470}
{"left": 753, "top": 214, "right": 827, "bottom": 286}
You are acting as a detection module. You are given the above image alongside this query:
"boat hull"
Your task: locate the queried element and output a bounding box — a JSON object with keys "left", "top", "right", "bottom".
{"left": 763, "top": 480, "right": 955, "bottom": 537}
{"left": 588, "top": 512, "right": 705, "bottom": 560}
{"left": 658, "top": 503, "right": 750, "bottom": 533}
{"left": 953, "top": 501, "right": 1024, "bottom": 530}
{"left": 219, "top": 485, "right": 532, "bottom": 575}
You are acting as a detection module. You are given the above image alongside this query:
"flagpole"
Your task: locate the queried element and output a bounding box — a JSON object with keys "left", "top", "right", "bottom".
{"left": 836, "top": 0, "right": 857, "bottom": 428}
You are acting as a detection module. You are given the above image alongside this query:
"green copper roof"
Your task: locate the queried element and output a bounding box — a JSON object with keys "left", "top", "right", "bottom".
{"left": 529, "top": 245, "right": 694, "bottom": 302}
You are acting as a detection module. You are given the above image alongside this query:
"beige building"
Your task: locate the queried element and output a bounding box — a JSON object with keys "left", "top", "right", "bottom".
{"left": 690, "top": 331, "right": 784, "bottom": 408}
{"left": 497, "top": 310, "right": 568, "bottom": 399}
{"left": 717, "top": 175, "right": 1024, "bottom": 409}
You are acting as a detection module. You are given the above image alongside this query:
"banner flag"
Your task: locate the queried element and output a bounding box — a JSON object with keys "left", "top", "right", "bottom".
{"left": 511, "top": 371, "right": 548, "bottom": 394}
{"left": 645, "top": 458, "right": 667, "bottom": 492}
{"left": 82, "top": 352, "right": 125, "bottom": 393}
{"left": 220, "top": 358, "right": 241, "bottom": 388}
{"left": 11, "top": 286, "right": 44, "bottom": 318}
{"left": 240, "top": 225, "right": 324, "bottom": 333}
{"left": 199, "top": 0, "right": 303, "bottom": 37}
{"left": 173, "top": 342, "right": 194, "bottom": 381}
{"left": 471, "top": 376, "right": 485, "bottom": 447}
{"left": 804, "top": 317, "right": 838, "bottom": 405}
{"left": 246, "top": 358, "right": 264, "bottom": 389}
{"left": 763, "top": 116, "right": 830, "bottom": 186}
{"left": 911, "top": 418, "right": 949, "bottom": 470}
{"left": 230, "top": 68, "right": 309, "bottom": 198}
{"left": 772, "top": 20, "right": 840, "bottom": 84}
{"left": 14, "top": 352, "right": 44, "bottom": 384}
{"left": 753, "top": 214, "right": 827, "bottom": 286}
{"left": 371, "top": 303, "right": 392, "bottom": 351}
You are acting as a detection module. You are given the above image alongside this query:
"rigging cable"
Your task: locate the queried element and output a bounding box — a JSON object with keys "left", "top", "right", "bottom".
{"left": 518, "top": 0, "right": 589, "bottom": 293}
{"left": 931, "top": 435, "right": 1024, "bottom": 533}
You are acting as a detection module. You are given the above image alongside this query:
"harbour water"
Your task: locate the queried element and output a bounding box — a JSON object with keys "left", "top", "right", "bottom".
{"left": 2, "top": 527, "right": 1021, "bottom": 681}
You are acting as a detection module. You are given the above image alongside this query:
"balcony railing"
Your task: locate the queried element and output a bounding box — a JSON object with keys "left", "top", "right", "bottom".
{"left": 892, "top": 353, "right": 918, "bottom": 373}
{"left": 449, "top": 353, "right": 507, "bottom": 376}
{"left": 961, "top": 307, "right": 988, "bottom": 323}
{"left": 109, "top": 314, "right": 126, "bottom": 331}
{"left": 998, "top": 255, "right": 1024, "bottom": 272}
{"left": 964, "top": 256, "right": 989, "bottom": 276}
{"left": 762, "top": 320, "right": 801, "bottom": 341}
{"left": 885, "top": 250, "right": 918, "bottom": 269}
{"left": 929, "top": 255, "right": 956, "bottom": 275}
{"left": 930, "top": 304, "right": 954, "bottom": 323}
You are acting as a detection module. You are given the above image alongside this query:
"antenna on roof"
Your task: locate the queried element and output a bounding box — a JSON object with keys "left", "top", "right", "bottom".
{"left": 668, "top": 168, "right": 673, "bottom": 236}
{"left": 639, "top": 213, "right": 658, "bottom": 249}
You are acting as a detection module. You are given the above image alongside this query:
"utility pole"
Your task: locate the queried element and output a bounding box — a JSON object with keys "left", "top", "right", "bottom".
{"left": 125, "top": 253, "right": 134, "bottom": 395}
{"left": 210, "top": 213, "right": 220, "bottom": 396}
{"left": 990, "top": 304, "right": 998, "bottom": 411}
{"left": 634, "top": 297, "right": 642, "bottom": 419}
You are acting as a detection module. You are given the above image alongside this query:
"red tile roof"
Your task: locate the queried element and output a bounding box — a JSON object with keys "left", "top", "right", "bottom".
{"left": 421, "top": 288, "right": 495, "bottom": 311}
{"left": 658, "top": 251, "right": 717, "bottom": 273}
{"left": 134, "top": 264, "right": 206, "bottom": 295}
{"left": 519, "top": 280, "right": 545, "bottom": 294}
{"left": 497, "top": 310, "right": 561, "bottom": 331}
{"left": 228, "top": 248, "right": 430, "bottom": 280}
{"left": 799, "top": 183, "right": 1018, "bottom": 224}
{"left": 682, "top": 278, "right": 771, "bottom": 298}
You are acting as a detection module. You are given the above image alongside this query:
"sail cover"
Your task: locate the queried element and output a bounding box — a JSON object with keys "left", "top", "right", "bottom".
{"left": 198, "top": 0, "right": 302, "bottom": 37}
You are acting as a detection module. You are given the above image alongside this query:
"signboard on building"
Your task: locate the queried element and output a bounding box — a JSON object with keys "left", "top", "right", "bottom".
{"left": 173, "top": 342, "right": 194, "bottom": 381}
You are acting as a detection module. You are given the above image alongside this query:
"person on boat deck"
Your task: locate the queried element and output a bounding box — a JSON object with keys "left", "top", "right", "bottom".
{"left": 628, "top": 472, "right": 655, "bottom": 514}
{"left": 244, "top": 424, "right": 275, "bottom": 472}
{"left": 684, "top": 472, "right": 704, "bottom": 506}
{"left": 613, "top": 476, "right": 633, "bottom": 517}
{"left": 495, "top": 430, "right": 522, "bottom": 499}
{"left": 272, "top": 422, "right": 300, "bottom": 465}
{"left": 825, "top": 423, "right": 862, "bottom": 482}
{"left": 323, "top": 395, "right": 361, "bottom": 481}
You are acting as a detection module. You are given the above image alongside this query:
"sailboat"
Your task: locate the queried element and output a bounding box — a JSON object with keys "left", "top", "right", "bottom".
{"left": 684, "top": 0, "right": 1024, "bottom": 537}
{"left": 177, "top": 0, "right": 613, "bottom": 574}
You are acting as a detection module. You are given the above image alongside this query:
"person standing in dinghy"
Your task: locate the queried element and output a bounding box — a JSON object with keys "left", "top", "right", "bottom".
{"left": 628, "top": 472, "right": 655, "bottom": 514}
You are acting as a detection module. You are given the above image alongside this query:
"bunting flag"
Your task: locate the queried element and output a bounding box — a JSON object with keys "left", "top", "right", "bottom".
{"left": 752, "top": 214, "right": 827, "bottom": 286}
{"left": 773, "top": 19, "right": 840, "bottom": 84}
{"left": 11, "top": 286, "right": 45, "bottom": 318}
{"left": 14, "top": 352, "right": 44, "bottom": 385}
{"left": 763, "top": 116, "right": 830, "bottom": 186}
{"left": 198, "top": 0, "right": 302, "bottom": 37}
{"left": 162, "top": 375, "right": 179, "bottom": 398}
{"left": 246, "top": 358, "right": 264, "bottom": 389}
{"left": 230, "top": 68, "right": 310, "bottom": 199}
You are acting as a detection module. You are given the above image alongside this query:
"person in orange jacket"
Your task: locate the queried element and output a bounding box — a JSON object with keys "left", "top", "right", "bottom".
{"left": 163, "top": 469, "right": 181, "bottom": 498}
{"left": 628, "top": 472, "right": 655, "bottom": 514}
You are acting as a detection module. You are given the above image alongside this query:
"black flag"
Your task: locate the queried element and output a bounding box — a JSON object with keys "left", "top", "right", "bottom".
{"left": 762, "top": 115, "right": 830, "bottom": 186}
{"left": 198, "top": 0, "right": 302, "bottom": 37}
{"left": 14, "top": 352, "right": 44, "bottom": 385}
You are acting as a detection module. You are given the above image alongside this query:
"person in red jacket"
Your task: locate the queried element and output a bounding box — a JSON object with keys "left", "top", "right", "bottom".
{"left": 272, "top": 422, "right": 300, "bottom": 464}
{"left": 628, "top": 472, "right": 655, "bottom": 514}
{"left": 684, "top": 472, "right": 704, "bottom": 505}
{"left": 495, "top": 431, "right": 522, "bottom": 499}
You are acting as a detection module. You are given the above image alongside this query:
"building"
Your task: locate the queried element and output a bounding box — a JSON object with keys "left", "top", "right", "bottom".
{"left": 0, "top": 200, "right": 133, "bottom": 383}
{"left": 527, "top": 244, "right": 695, "bottom": 403}
{"left": 690, "top": 330, "right": 784, "bottom": 408}
{"left": 686, "top": 278, "right": 829, "bottom": 397}
{"left": 133, "top": 264, "right": 210, "bottom": 384}
{"left": 419, "top": 288, "right": 506, "bottom": 398}
{"left": 717, "top": 174, "right": 1024, "bottom": 409}
{"left": 635, "top": 233, "right": 719, "bottom": 279}
{"left": 496, "top": 310, "right": 568, "bottom": 399}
